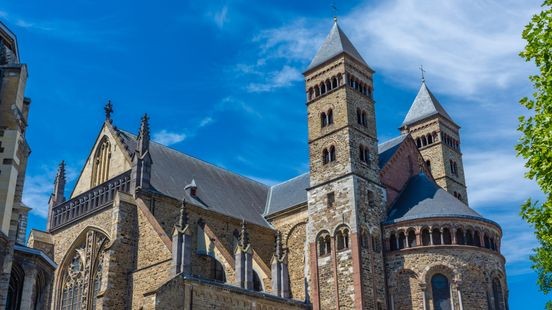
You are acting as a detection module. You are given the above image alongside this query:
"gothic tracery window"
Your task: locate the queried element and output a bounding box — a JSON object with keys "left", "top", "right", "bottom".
{"left": 59, "top": 230, "right": 108, "bottom": 310}
{"left": 91, "top": 136, "right": 111, "bottom": 187}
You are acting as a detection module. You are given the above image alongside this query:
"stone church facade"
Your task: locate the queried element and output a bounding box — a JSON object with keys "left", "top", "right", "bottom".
{"left": 5, "top": 19, "right": 508, "bottom": 310}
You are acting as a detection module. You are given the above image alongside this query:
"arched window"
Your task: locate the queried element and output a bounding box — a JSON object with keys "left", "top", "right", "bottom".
{"left": 398, "top": 231, "right": 406, "bottom": 249}
{"left": 456, "top": 228, "right": 465, "bottom": 245}
{"left": 327, "top": 109, "right": 334, "bottom": 125}
{"left": 449, "top": 160, "right": 455, "bottom": 175}
{"left": 490, "top": 238, "right": 496, "bottom": 251}
{"left": 484, "top": 234, "right": 491, "bottom": 249}
{"left": 368, "top": 86, "right": 372, "bottom": 98}
{"left": 416, "top": 138, "right": 422, "bottom": 148}
{"left": 474, "top": 231, "right": 481, "bottom": 247}
{"left": 308, "top": 88, "right": 314, "bottom": 100}
{"left": 322, "top": 148, "right": 330, "bottom": 165}
{"left": 361, "top": 229, "right": 369, "bottom": 248}
{"left": 367, "top": 190, "right": 375, "bottom": 208}
{"left": 431, "top": 274, "right": 452, "bottom": 310}
{"left": 253, "top": 271, "right": 262, "bottom": 292}
{"left": 320, "top": 112, "right": 328, "bottom": 128}
{"left": 432, "top": 228, "right": 442, "bottom": 245}
{"left": 91, "top": 136, "right": 111, "bottom": 187}
{"left": 315, "top": 85, "right": 320, "bottom": 97}
{"left": 211, "top": 258, "right": 226, "bottom": 282}
{"left": 421, "top": 136, "right": 427, "bottom": 147}
{"left": 336, "top": 227, "right": 350, "bottom": 251}
{"left": 318, "top": 232, "right": 331, "bottom": 256}
{"left": 426, "top": 160, "right": 431, "bottom": 170}
{"left": 443, "top": 228, "right": 452, "bottom": 244}
{"left": 389, "top": 233, "right": 397, "bottom": 251}
{"left": 332, "top": 77, "right": 338, "bottom": 89}
{"left": 422, "top": 228, "right": 431, "bottom": 246}
{"left": 6, "top": 263, "right": 24, "bottom": 310}
{"left": 337, "top": 74, "right": 343, "bottom": 86}
{"left": 453, "top": 162, "right": 458, "bottom": 176}
{"left": 466, "top": 230, "right": 474, "bottom": 245}
{"left": 329, "top": 146, "right": 336, "bottom": 162}
{"left": 320, "top": 82, "right": 326, "bottom": 94}
{"left": 360, "top": 145, "right": 370, "bottom": 163}
{"left": 408, "top": 230, "right": 417, "bottom": 247}
{"left": 58, "top": 229, "right": 108, "bottom": 310}
{"left": 357, "top": 108, "right": 362, "bottom": 125}
{"left": 325, "top": 80, "right": 331, "bottom": 92}
{"left": 361, "top": 111, "right": 368, "bottom": 127}
{"left": 492, "top": 277, "right": 505, "bottom": 310}
{"left": 427, "top": 134, "right": 433, "bottom": 144}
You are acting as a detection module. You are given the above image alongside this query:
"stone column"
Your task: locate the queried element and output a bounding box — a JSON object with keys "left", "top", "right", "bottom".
{"left": 416, "top": 229, "right": 422, "bottom": 247}
{"left": 420, "top": 284, "right": 428, "bottom": 310}
{"left": 429, "top": 228, "right": 434, "bottom": 245}
{"left": 452, "top": 228, "right": 457, "bottom": 244}
{"left": 20, "top": 262, "right": 38, "bottom": 310}
{"left": 440, "top": 228, "right": 445, "bottom": 245}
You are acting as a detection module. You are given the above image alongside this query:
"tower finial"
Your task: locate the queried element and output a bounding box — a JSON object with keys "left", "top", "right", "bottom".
{"left": 419, "top": 65, "right": 426, "bottom": 83}
{"left": 331, "top": 1, "right": 338, "bottom": 22}
{"left": 104, "top": 100, "right": 113, "bottom": 121}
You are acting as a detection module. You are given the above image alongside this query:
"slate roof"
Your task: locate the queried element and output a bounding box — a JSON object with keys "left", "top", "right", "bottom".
{"left": 402, "top": 82, "right": 455, "bottom": 127}
{"left": 117, "top": 130, "right": 271, "bottom": 228}
{"left": 306, "top": 21, "right": 371, "bottom": 72}
{"left": 265, "top": 136, "right": 408, "bottom": 216}
{"left": 264, "top": 173, "right": 310, "bottom": 216}
{"left": 385, "top": 173, "right": 491, "bottom": 224}
{"left": 378, "top": 134, "right": 408, "bottom": 168}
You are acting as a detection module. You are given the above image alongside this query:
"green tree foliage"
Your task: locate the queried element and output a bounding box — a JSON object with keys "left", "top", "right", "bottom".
{"left": 517, "top": 0, "right": 552, "bottom": 307}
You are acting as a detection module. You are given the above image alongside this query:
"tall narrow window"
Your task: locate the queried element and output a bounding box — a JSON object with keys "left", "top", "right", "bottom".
{"left": 492, "top": 277, "right": 505, "bottom": 310}
{"left": 408, "top": 230, "right": 417, "bottom": 247}
{"left": 327, "top": 192, "right": 335, "bottom": 208}
{"left": 357, "top": 108, "right": 362, "bottom": 125}
{"left": 431, "top": 274, "right": 452, "bottom": 310}
{"left": 336, "top": 227, "right": 349, "bottom": 251}
{"left": 321, "top": 112, "right": 328, "bottom": 128}
{"left": 329, "top": 146, "right": 336, "bottom": 162}
{"left": 91, "top": 136, "right": 111, "bottom": 187}
{"left": 327, "top": 109, "right": 334, "bottom": 125}
{"left": 361, "top": 111, "right": 368, "bottom": 127}
{"left": 322, "top": 148, "right": 330, "bottom": 165}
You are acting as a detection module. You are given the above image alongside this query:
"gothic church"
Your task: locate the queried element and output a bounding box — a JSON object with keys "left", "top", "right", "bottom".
{"left": 11, "top": 19, "right": 508, "bottom": 310}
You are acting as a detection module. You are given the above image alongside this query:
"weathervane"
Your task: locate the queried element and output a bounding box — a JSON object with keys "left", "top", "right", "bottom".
{"left": 331, "top": 1, "right": 338, "bottom": 22}
{"left": 419, "top": 65, "right": 426, "bottom": 83}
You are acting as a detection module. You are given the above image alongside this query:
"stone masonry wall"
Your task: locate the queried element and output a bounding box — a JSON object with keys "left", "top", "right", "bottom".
{"left": 385, "top": 245, "right": 506, "bottom": 310}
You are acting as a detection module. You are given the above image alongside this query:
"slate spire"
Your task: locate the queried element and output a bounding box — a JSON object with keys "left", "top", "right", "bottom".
{"left": 306, "top": 20, "right": 370, "bottom": 72}
{"left": 52, "top": 160, "right": 66, "bottom": 205}
{"left": 401, "top": 81, "right": 456, "bottom": 127}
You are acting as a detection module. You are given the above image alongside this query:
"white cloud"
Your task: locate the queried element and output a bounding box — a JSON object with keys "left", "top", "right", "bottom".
{"left": 246, "top": 65, "right": 302, "bottom": 93}
{"left": 152, "top": 130, "right": 186, "bottom": 146}
{"left": 463, "top": 149, "right": 542, "bottom": 207}
{"left": 344, "top": 0, "right": 541, "bottom": 95}
{"left": 199, "top": 116, "right": 214, "bottom": 127}
{"left": 213, "top": 5, "right": 228, "bottom": 29}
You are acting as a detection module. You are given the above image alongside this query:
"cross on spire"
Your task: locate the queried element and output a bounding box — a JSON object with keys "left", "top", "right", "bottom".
{"left": 419, "top": 65, "right": 426, "bottom": 83}
{"left": 104, "top": 100, "right": 113, "bottom": 121}
{"left": 331, "top": 1, "right": 338, "bottom": 22}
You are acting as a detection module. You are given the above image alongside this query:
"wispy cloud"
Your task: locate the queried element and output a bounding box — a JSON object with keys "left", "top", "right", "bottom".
{"left": 152, "top": 130, "right": 187, "bottom": 146}
{"left": 246, "top": 65, "right": 302, "bottom": 93}
{"left": 23, "top": 163, "right": 78, "bottom": 218}
{"left": 464, "top": 149, "right": 542, "bottom": 206}
{"left": 212, "top": 5, "right": 229, "bottom": 29}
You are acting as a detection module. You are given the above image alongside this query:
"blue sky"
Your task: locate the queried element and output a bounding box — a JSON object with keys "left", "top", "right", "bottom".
{"left": 2, "top": 0, "right": 546, "bottom": 307}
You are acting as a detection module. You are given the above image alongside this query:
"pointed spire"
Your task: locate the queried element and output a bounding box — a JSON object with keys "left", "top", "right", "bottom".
{"left": 137, "top": 113, "right": 150, "bottom": 155}
{"left": 306, "top": 20, "right": 370, "bottom": 72}
{"left": 53, "top": 160, "right": 66, "bottom": 204}
{"left": 401, "top": 81, "right": 456, "bottom": 127}
{"left": 239, "top": 219, "right": 250, "bottom": 249}
{"left": 104, "top": 100, "right": 113, "bottom": 122}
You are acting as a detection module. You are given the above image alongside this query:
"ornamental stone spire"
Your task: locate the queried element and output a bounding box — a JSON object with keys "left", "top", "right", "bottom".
{"left": 172, "top": 197, "right": 192, "bottom": 276}
{"left": 47, "top": 161, "right": 66, "bottom": 230}
{"left": 137, "top": 113, "right": 150, "bottom": 156}
{"left": 130, "top": 113, "right": 152, "bottom": 194}
{"left": 235, "top": 219, "right": 253, "bottom": 289}
{"left": 271, "top": 230, "right": 290, "bottom": 298}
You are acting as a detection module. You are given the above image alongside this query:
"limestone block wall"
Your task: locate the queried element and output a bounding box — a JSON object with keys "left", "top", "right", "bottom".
{"left": 150, "top": 276, "right": 309, "bottom": 310}
{"left": 268, "top": 206, "right": 308, "bottom": 301}
{"left": 141, "top": 194, "right": 275, "bottom": 290}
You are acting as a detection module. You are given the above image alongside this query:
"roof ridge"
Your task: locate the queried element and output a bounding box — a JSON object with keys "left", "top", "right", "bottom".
{"left": 118, "top": 129, "right": 270, "bottom": 189}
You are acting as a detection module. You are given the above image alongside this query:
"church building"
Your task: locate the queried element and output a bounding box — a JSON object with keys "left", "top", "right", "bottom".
{"left": 19, "top": 19, "right": 507, "bottom": 310}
